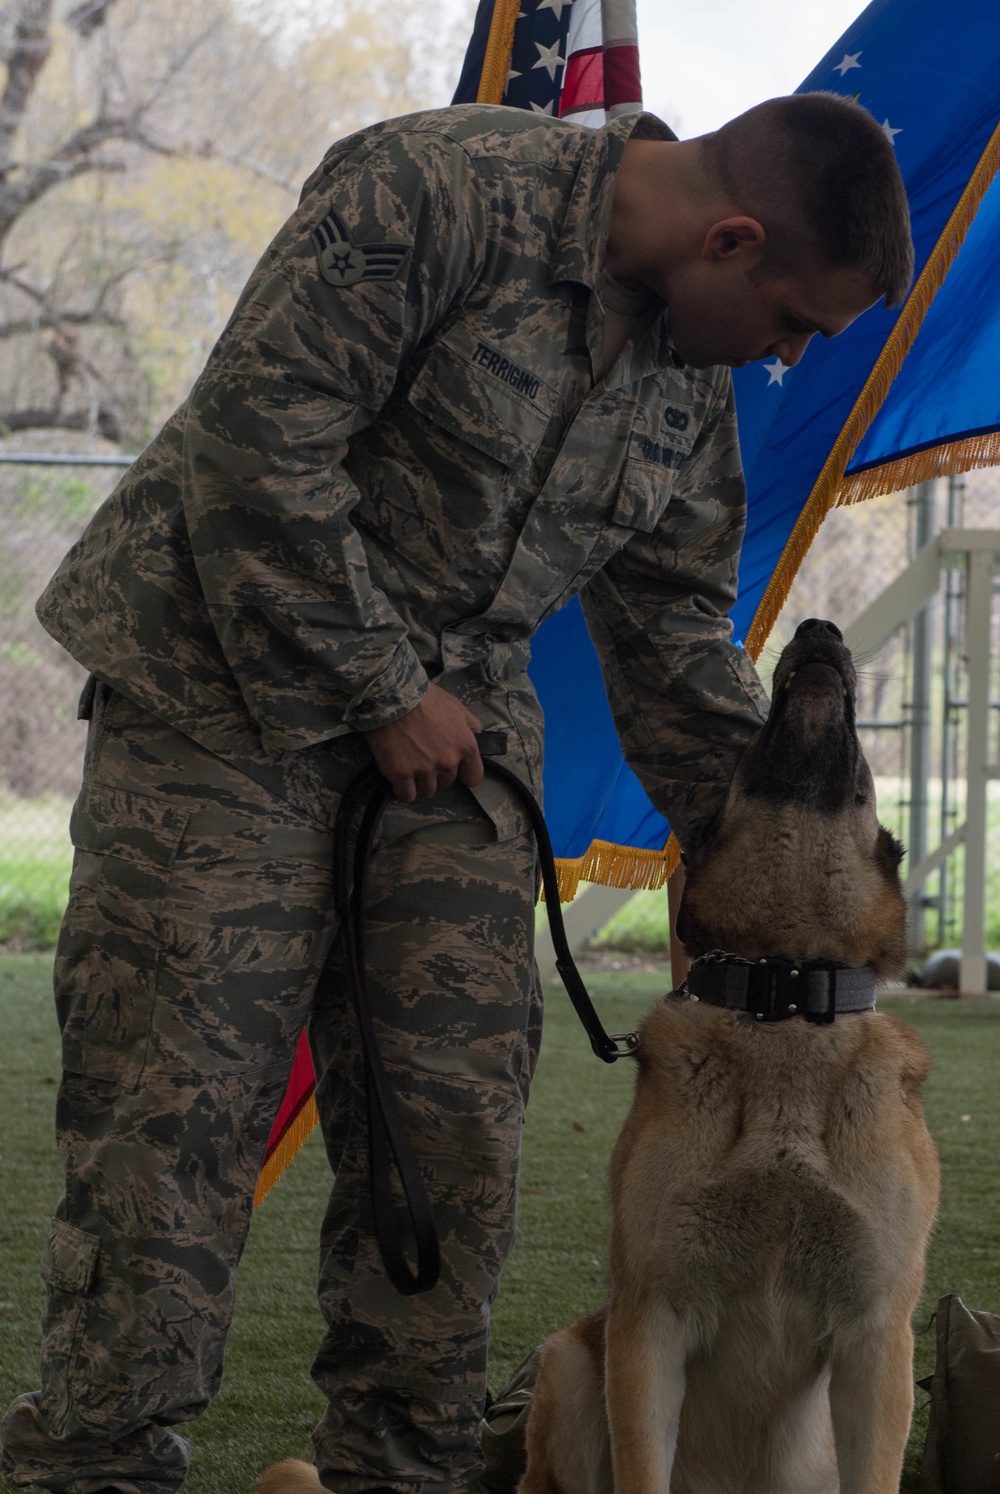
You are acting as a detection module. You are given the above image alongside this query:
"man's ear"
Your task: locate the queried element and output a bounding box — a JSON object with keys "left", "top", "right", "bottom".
{"left": 701, "top": 215, "right": 765, "bottom": 262}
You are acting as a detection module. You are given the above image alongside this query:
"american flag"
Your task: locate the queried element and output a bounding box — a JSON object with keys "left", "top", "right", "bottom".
{"left": 452, "top": 0, "right": 642, "bottom": 127}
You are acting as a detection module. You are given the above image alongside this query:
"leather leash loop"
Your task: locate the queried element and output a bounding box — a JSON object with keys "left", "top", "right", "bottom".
{"left": 326, "top": 735, "right": 637, "bottom": 1296}
{"left": 480, "top": 755, "right": 639, "bottom": 1065}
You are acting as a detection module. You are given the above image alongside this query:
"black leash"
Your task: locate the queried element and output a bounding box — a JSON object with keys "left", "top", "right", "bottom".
{"left": 324, "top": 732, "right": 637, "bottom": 1296}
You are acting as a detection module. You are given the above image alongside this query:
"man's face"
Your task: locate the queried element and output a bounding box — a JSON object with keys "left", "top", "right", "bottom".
{"left": 663, "top": 258, "right": 879, "bottom": 372}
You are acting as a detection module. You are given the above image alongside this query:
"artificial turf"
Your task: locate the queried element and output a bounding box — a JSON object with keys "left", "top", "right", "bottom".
{"left": 1, "top": 955, "right": 998, "bottom": 1492}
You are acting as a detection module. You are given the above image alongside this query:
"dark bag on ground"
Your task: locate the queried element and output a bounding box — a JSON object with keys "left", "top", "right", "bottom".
{"left": 917, "top": 1293, "right": 1000, "bottom": 1492}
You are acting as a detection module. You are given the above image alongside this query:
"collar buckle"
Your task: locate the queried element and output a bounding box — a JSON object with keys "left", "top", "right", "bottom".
{"left": 744, "top": 957, "right": 801, "bottom": 1021}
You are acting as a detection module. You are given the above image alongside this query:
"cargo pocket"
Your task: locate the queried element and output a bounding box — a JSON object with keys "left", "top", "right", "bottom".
{"left": 56, "top": 786, "right": 190, "bottom": 1089}
{"left": 38, "top": 1218, "right": 101, "bottom": 1437}
{"left": 375, "top": 773, "right": 534, "bottom": 851}
{"left": 467, "top": 769, "right": 533, "bottom": 844}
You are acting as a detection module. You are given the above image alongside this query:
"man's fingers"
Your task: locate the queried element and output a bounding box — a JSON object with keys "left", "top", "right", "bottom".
{"left": 413, "top": 768, "right": 446, "bottom": 799}
{"left": 365, "top": 686, "right": 489, "bottom": 800}
{"left": 458, "top": 748, "right": 485, "bottom": 789}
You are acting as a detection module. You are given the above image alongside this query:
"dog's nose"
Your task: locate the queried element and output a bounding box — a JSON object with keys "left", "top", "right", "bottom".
{"left": 795, "top": 618, "right": 843, "bottom": 641}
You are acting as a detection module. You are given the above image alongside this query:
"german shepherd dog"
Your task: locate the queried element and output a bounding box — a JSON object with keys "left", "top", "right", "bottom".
{"left": 517, "top": 618, "right": 940, "bottom": 1494}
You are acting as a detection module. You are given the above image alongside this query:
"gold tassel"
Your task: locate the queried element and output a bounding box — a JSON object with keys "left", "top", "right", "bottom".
{"left": 744, "top": 113, "right": 1000, "bottom": 664}
{"left": 476, "top": 0, "right": 521, "bottom": 105}
{"left": 253, "top": 1096, "right": 320, "bottom": 1207}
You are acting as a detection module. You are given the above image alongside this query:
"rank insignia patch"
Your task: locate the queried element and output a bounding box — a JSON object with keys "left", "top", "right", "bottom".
{"left": 312, "top": 208, "right": 410, "bottom": 287}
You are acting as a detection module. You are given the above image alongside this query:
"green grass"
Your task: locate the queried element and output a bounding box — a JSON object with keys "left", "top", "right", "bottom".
{"left": 0, "top": 797, "right": 73, "bottom": 949}
{"left": 591, "top": 884, "right": 674, "bottom": 953}
{"left": 1, "top": 958, "right": 999, "bottom": 1492}
{"left": 0, "top": 855, "right": 73, "bottom": 949}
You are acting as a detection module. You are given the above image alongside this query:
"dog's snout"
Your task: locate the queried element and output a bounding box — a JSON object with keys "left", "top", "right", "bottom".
{"left": 795, "top": 618, "right": 843, "bottom": 642}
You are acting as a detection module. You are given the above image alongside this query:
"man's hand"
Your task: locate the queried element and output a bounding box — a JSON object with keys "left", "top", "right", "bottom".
{"left": 365, "top": 684, "right": 484, "bottom": 801}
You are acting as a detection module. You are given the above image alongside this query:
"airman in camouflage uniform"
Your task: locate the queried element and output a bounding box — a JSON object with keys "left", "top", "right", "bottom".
{"left": 1, "top": 94, "right": 910, "bottom": 1494}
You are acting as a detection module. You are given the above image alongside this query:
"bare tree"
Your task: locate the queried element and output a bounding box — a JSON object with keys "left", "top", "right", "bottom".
{"left": 0, "top": 0, "right": 470, "bottom": 821}
{"left": 0, "top": 0, "right": 169, "bottom": 439}
{"left": 0, "top": 0, "right": 470, "bottom": 448}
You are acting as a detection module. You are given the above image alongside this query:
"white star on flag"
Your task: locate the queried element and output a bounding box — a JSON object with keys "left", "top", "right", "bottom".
{"left": 532, "top": 39, "right": 564, "bottom": 79}
{"left": 536, "top": 0, "right": 571, "bottom": 18}
{"left": 833, "top": 52, "right": 862, "bottom": 76}
{"left": 529, "top": 99, "right": 556, "bottom": 113}
{"left": 765, "top": 360, "right": 789, "bottom": 386}
{"left": 881, "top": 119, "right": 902, "bottom": 143}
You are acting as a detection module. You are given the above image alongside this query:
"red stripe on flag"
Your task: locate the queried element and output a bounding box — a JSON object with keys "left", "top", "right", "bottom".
{"left": 263, "top": 1026, "right": 316, "bottom": 1161}
{"left": 558, "top": 46, "right": 604, "bottom": 115}
{"left": 605, "top": 43, "right": 641, "bottom": 107}
{"left": 558, "top": 43, "right": 642, "bottom": 117}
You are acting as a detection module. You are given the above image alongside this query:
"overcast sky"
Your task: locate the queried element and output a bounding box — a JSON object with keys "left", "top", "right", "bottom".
{"left": 634, "top": 0, "right": 870, "bottom": 137}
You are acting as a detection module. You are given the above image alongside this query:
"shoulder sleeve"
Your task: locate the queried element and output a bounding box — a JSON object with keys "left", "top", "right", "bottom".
{"left": 580, "top": 372, "right": 770, "bottom": 850}
{"left": 181, "top": 128, "right": 487, "bottom": 750}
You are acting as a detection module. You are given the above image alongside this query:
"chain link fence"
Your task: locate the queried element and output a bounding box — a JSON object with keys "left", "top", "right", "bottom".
{"left": 775, "top": 472, "right": 1000, "bottom": 959}
{"left": 0, "top": 445, "right": 125, "bottom": 945}
{"left": 1, "top": 447, "right": 998, "bottom": 955}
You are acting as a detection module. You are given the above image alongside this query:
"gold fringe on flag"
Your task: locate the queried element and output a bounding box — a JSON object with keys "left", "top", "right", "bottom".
{"left": 476, "top": 0, "right": 521, "bottom": 105}
{"left": 744, "top": 112, "right": 1000, "bottom": 664}
{"left": 253, "top": 1095, "right": 319, "bottom": 1206}
{"left": 551, "top": 836, "right": 680, "bottom": 901}
{"left": 837, "top": 429, "right": 1000, "bottom": 506}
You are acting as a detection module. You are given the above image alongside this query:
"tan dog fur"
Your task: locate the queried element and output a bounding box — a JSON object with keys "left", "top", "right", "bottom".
{"left": 254, "top": 1457, "right": 324, "bottom": 1493}
{"left": 519, "top": 621, "right": 940, "bottom": 1494}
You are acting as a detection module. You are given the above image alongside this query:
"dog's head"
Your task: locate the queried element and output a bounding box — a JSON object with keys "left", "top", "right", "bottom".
{"left": 676, "top": 619, "right": 906, "bottom": 979}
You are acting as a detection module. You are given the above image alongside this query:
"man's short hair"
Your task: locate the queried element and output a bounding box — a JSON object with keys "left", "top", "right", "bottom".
{"left": 703, "top": 93, "right": 914, "bottom": 307}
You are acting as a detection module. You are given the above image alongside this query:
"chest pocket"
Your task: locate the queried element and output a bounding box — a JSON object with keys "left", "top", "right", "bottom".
{"left": 406, "top": 338, "right": 552, "bottom": 470}
{"left": 609, "top": 425, "right": 695, "bottom": 537}
{"left": 354, "top": 338, "right": 553, "bottom": 583}
{"left": 611, "top": 456, "right": 667, "bottom": 536}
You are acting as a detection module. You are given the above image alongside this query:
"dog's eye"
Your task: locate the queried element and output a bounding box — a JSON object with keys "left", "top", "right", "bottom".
{"left": 855, "top": 793, "right": 868, "bottom": 806}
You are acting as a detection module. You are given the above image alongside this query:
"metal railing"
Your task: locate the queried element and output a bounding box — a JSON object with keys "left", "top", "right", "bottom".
{"left": 844, "top": 526, "right": 999, "bottom": 993}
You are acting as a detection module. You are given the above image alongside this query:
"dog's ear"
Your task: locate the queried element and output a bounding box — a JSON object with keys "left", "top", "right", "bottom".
{"left": 679, "top": 800, "right": 727, "bottom": 875}
{"left": 674, "top": 884, "right": 715, "bottom": 958}
{"left": 674, "top": 887, "right": 692, "bottom": 946}
{"left": 673, "top": 812, "right": 727, "bottom": 956}
{"left": 876, "top": 824, "right": 906, "bottom": 875}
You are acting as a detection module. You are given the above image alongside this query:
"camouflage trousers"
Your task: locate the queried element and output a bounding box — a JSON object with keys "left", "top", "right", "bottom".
{"left": 1, "top": 685, "right": 542, "bottom": 1494}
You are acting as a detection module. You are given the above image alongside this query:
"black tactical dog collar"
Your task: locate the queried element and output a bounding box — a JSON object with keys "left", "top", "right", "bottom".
{"left": 685, "top": 952, "right": 877, "bottom": 1024}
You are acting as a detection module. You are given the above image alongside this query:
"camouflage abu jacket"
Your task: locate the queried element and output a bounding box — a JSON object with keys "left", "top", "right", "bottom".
{"left": 37, "top": 104, "right": 768, "bottom": 847}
